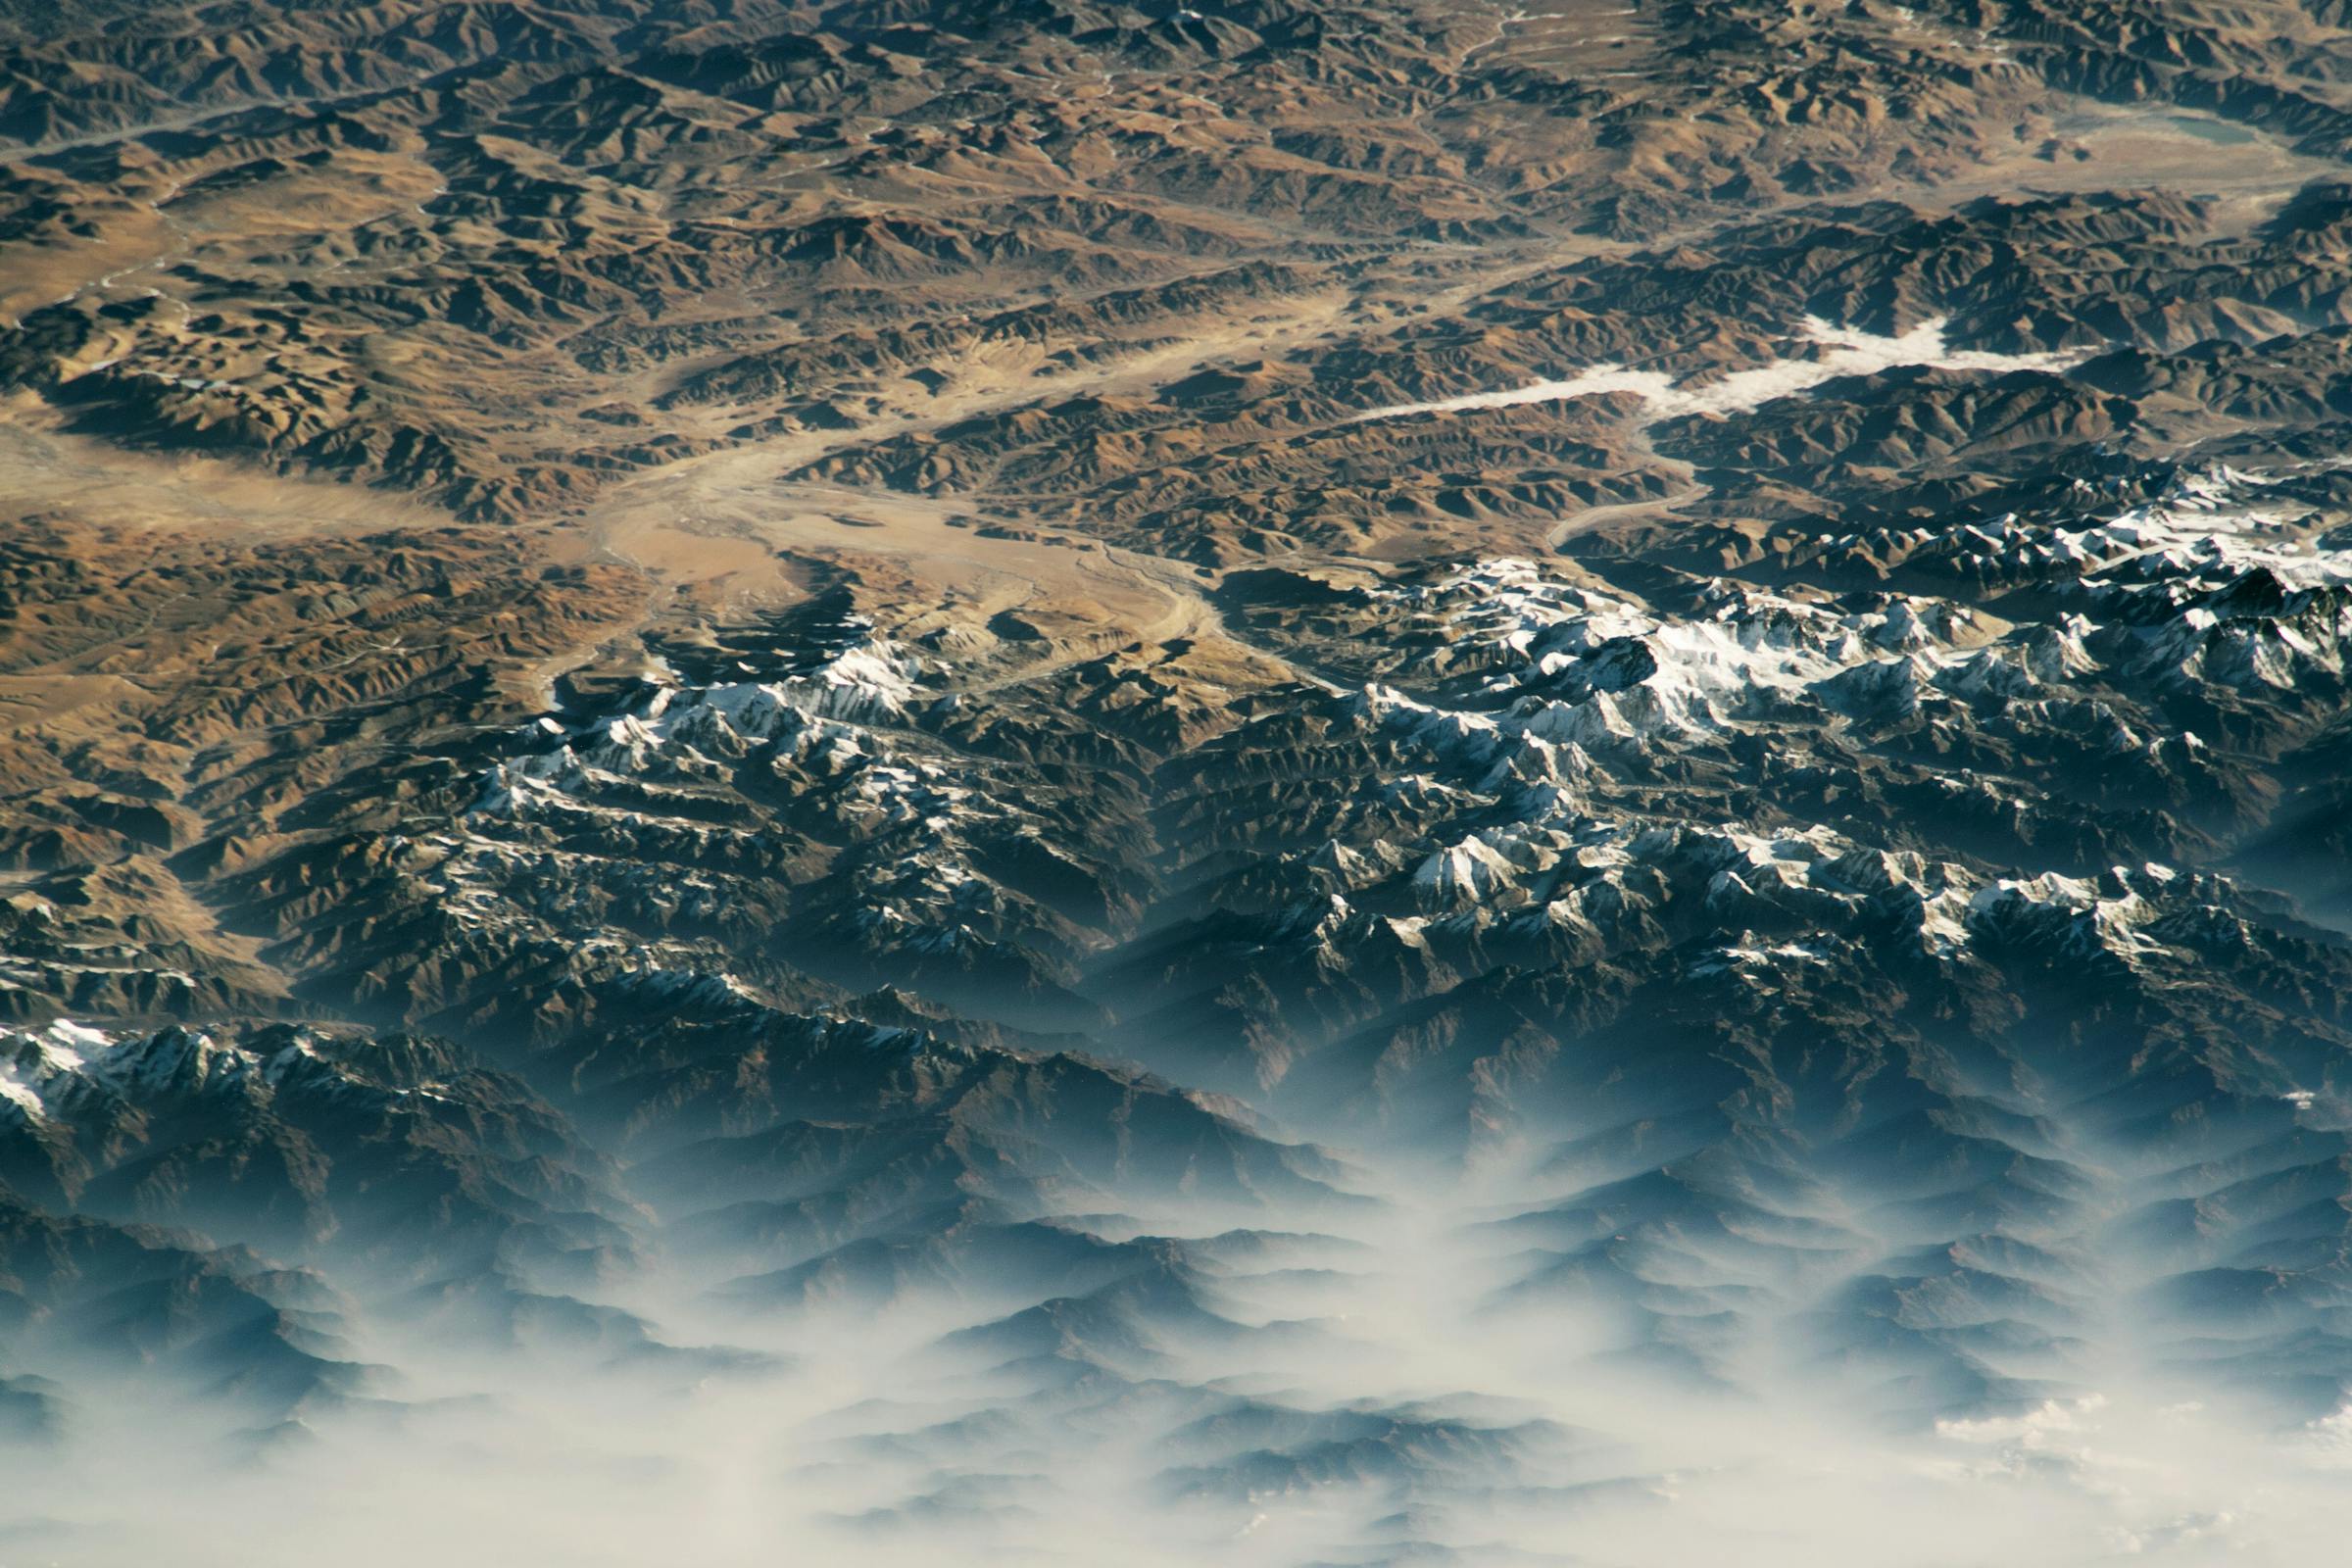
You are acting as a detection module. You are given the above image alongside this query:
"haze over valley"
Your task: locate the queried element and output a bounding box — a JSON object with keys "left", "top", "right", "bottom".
{"left": 6, "top": 1, "right": 2352, "bottom": 1562}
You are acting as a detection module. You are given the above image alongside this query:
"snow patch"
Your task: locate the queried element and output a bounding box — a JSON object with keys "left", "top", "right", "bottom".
{"left": 1353, "top": 317, "right": 2083, "bottom": 424}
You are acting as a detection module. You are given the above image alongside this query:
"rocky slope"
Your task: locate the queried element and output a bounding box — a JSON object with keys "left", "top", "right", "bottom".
{"left": 7, "top": 2, "right": 2352, "bottom": 1566}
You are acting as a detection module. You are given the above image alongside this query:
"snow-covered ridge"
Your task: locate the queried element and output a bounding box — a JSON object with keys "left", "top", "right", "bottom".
{"left": 0, "top": 1020, "right": 355, "bottom": 1124}
{"left": 456, "top": 618, "right": 1065, "bottom": 971}
{"left": 1821, "top": 463, "right": 2348, "bottom": 591}
{"left": 479, "top": 618, "right": 941, "bottom": 819}
{"left": 1384, "top": 557, "right": 2002, "bottom": 744}
{"left": 1935, "top": 466, "right": 2352, "bottom": 595}
{"left": 1291, "top": 556, "right": 2265, "bottom": 973}
{"left": 1311, "top": 777, "right": 2205, "bottom": 971}
{"left": 1398, "top": 496, "right": 2350, "bottom": 735}
{"left": 2074, "top": 466, "right": 2348, "bottom": 589}
{"left": 1790, "top": 466, "right": 2352, "bottom": 701}
{"left": 1968, "top": 866, "right": 2178, "bottom": 961}
{"left": 1353, "top": 316, "right": 2084, "bottom": 424}
{"left": 585, "top": 621, "right": 925, "bottom": 746}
